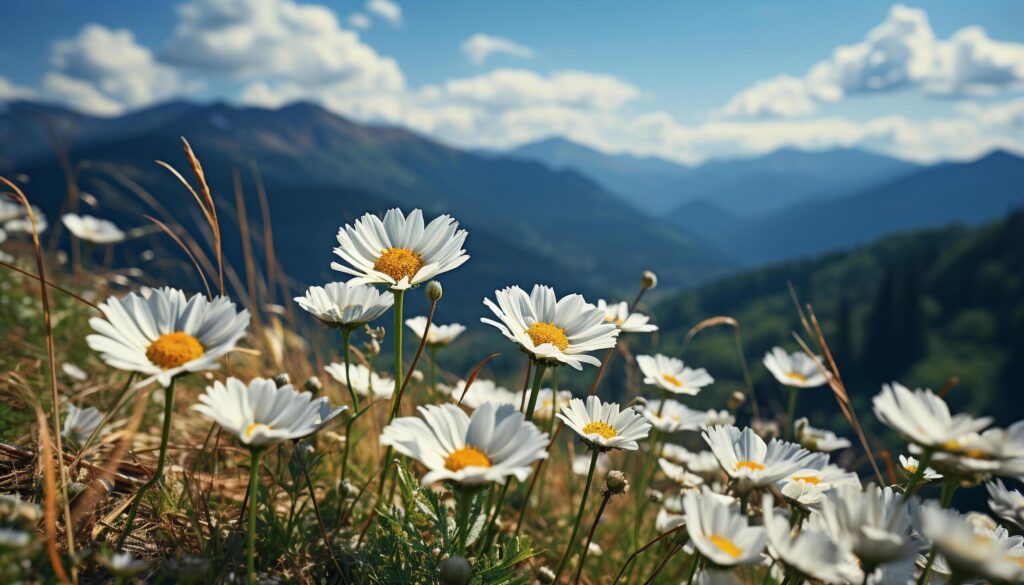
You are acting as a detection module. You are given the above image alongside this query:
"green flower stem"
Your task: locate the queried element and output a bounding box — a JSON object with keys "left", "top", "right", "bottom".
{"left": 573, "top": 491, "right": 611, "bottom": 585}
{"left": 685, "top": 551, "right": 702, "bottom": 585}
{"left": 523, "top": 363, "right": 548, "bottom": 421}
{"left": 785, "top": 386, "right": 800, "bottom": 440}
{"left": 554, "top": 448, "right": 600, "bottom": 582}
{"left": 454, "top": 486, "right": 475, "bottom": 555}
{"left": 339, "top": 329, "right": 358, "bottom": 487}
{"left": 247, "top": 447, "right": 264, "bottom": 585}
{"left": 116, "top": 379, "right": 176, "bottom": 550}
{"left": 916, "top": 475, "right": 959, "bottom": 585}
{"left": 389, "top": 289, "right": 405, "bottom": 420}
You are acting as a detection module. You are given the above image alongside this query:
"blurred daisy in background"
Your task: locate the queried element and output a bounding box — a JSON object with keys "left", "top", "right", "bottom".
{"left": 381, "top": 402, "right": 548, "bottom": 485}
{"left": 86, "top": 287, "right": 249, "bottom": 387}
{"left": 595, "top": 299, "right": 657, "bottom": 333}
{"left": 325, "top": 363, "right": 394, "bottom": 400}
{"left": 657, "top": 458, "right": 704, "bottom": 488}
{"left": 919, "top": 502, "right": 1024, "bottom": 583}
{"left": 192, "top": 377, "right": 346, "bottom": 446}
{"left": 62, "top": 404, "right": 104, "bottom": 444}
{"left": 763, "top": 347, "right": 828, "bottom": 388}
{"left": 987, "top": 480, "right": 1024, "bottom": 530}
{"left": 572, "top": 452, "right": 610, "bottom": 476}
{"left": 637, "top": 354, "right": 713, "bottom": 395}
{"left": 61, "top": 213, "right": 125, "bottom": 244}
{"left": 873, "top": 382, "right": 993, "bottom": 451}
{"left": 405, "top": 316, "right": 466, "bottom": 346}
{"left": 482, "top": 284, "right": 618, "bottom": 369}
{"left": 331, "top": 208, "right": 469, "bottom": 290}
{"left": 518, "top": 387, "right": 573, "bottom": 420}
{"left": 643, "top": 399, "right": 708, "bottom": 432}
{"left": 439, "top": 378, "right": 517, "bottom": 409}
{"left": 294, "top": 282, "right": 393, "bottom": 329}
{"left": 61, "top": 362, "right": 88, "bottom": 382}
{"left": 794, "top": 417, "right": 851, "bottom": 452}
{"left": 558, "top": 396, "right": 651, "bottom": 451}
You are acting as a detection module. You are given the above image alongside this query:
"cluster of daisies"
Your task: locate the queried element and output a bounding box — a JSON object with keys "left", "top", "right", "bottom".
{"left": 29, "top": 206, "right": 1024, "bottom": 585}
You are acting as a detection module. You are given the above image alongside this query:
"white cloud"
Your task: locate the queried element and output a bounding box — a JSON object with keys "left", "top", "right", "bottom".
{"left": 165, "top": 0, "right": 404, "bottom": 92}
{"left": 461, "top": 34, "right": 534, "bottom": 65}
{"left": 0, "top": 76, "right": 36, "bottom": 101}
{"left": 349, "top": 12, "right": 371, "bottom": 30}
{"left": 366, "top": 0, "right": 401, "bottom": 26}
{"left": 717, "top": 4, "right": 1024, "bottom": 119}
{"left": 41, "top": 24, "right": 183, "bottom": 116}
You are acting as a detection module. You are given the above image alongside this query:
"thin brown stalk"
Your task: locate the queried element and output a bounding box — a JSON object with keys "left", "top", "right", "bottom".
{"left": 180, "top": 138, "right": 223, "bottom": 294}
{"left": 456, "top": 353, "right": 503, "bottom": 407}
{"left": 1, "top": 177, "right": 77, "bottom": 570}
{"left": 0, "top": 261, "right": 99, "bottom": 309}
{"left": 23, "top": 390, "right": 71, "bottom": 583}
{"left": 612, "top": 524, "right": 687, "bottom": 585}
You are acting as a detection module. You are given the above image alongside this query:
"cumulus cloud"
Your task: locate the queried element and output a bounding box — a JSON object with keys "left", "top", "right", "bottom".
{"left": 461, "top": 34, "right": 534, "bottom": 65}
{"left": 41, "top": 24, "right": 183, "bottom": 116}
{"left": 717, "top": 4, "right": 1024, "bottom": 119}
{"left": 0, "top": 76, "right": 36, "bottom": 101}
{"left": 366, "top": 0, "right": 401, "bottom": 26}
{"left": 164, "top": 0, "right": 403, "bottom": 92}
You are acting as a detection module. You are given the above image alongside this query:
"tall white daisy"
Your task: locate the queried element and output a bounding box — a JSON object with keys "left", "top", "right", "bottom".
{"left": 762, "top": 493, "right": 863, "bottom": 584}
{"left": 294, "top": 282, "right": 393, "bottom": 329}
{"left": 987, "top": 480, "right": 1024, "bottom": 530}
{"left": 637, "top": 354, "right": 713, "bottom": 395}
{"left": 439, "top": 379, "right": 517, "bottom": 410}
{"left": 557, "top": 396, "right": 651, "bottom": 451}
{"left": 61, "top": 213, "right": 125, "bottom": 244}
{"left": 405, "top": 316, "right": 465, "bottom": 346}
{"left": 595, "top": 299, "right": 657, "bottom": 333}
{"left": 812, "top": 484, "right": 917, "bottom": 567}
{"left": 683, "top": 490, "right": 766, "bottom": 567}
{"left": 762, "top": 347, "right": 828, "bottom": 388}
{"left": 192, "top": 377, "right": 345, "bottom": 447}
{"left": 481, "top": 285, "right": 618, "bottom": 369}
{"left": 919, "top": 503, "right": 1024, "bottom": 583}
{"left": 702, "top": 425, "right": 820, "bottom": 494}
{"left": 62, "top": 404, "right": 104, "bottom": 444}
{"left": 324, "top": 363, "right": 393, "bottom": 400}
{"left": 380, "top": 402, "right": 548, "bottom": 485}
{"left": 642, "top": 399, "right": 709, "bottom": 433}
{"left": 86, "top": 287, "right": 249, "bottom": 387}
{"left": 331, "top": 208, "right": 468, "bottom": 290}
{"left": 794, "top": 417, "right": 851, "bottom": 452}
{"left": 872, "top": 382, "right": 992, "bottom": 451}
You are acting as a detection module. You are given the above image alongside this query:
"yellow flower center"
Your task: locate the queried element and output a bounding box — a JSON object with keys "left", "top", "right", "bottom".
{"left": 787, "top": 371, "right": 808, "bottom": 382}
{"left": 582, "top": 421, "right": 617, "bottom": 439}
{"left": 146, "top": 332, "right": 205, "bottom": 369}
{"left": 444, "top": 446, "right": 492, "bottom": 472}
{"left": 735, "top": 460, "right": 766, "bottom": 471}
{"left": 941, "top": 440, "right": 992, "bottom": 459}
{"left": 244, "top": 422, "right": 271, "bottom": 440}
{"left": 373, "top": 247, "right": 423, "bottom": 282}
{"left": 526, "top": 321, "right": 569, "bottom": 351}
{"left": 708, "top": 534, "right": 742, "bottom": 558}
{"left": 904, "top": 465, "right": 918, "bottom": 474}
{"left": 792, "top": 475, "right": 821, "bottom": 485}
{"left": 662, "top": 373, "right": 683, "bottom": 387}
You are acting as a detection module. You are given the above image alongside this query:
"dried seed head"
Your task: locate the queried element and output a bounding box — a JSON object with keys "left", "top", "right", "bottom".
{"left": 272, "top": 373, "right": 291, "bottom": 388}
{"left": 602, "top": 470, "right": 629, "bottom": 496}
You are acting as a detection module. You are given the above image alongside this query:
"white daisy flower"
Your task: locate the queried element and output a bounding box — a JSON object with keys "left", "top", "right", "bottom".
{"left": 62, "top": 404, "right": 104, "bottom": 444}
{"left": 405, "top": 316, "right": 465, "bottom": 346}
{"left": 481, "top": 284, "right": 618, "bottom": 369}
{"left": 380, "top": 402, "right": 548, "bottom": 485}
{"left": 86, "top": 287, "right": 249, "bottom": 387}
{"left": 637, "top": 354, "right": 713, "bottom": 395}
{"left": 61, "top": 213, "right": 125, "bottom": 244}
{"left": 659, "top": 444, "right": 724, "bottom": 478}
{"left": 101, "top": 552, "right": 149, "bottom": 577}
{"left": 762, "top": 493, "right": 863, "bottom": 584}
{"left": 794, "top": 417, "right": 851, "bottom": 452}
{"left": 987, "top": 480, "right": 1024, "bottom": 530}
{"left": 658, "top": 458, "right": 705, "bottom": 488}
{"left": 704, "top": 409, "right": 735, "bottom": 427}
{"left": 557, "top": 396, "right": 651, "bottom": 451}
{"left": 696, "top": 569, "right": 743, "bottom": 585}
{"left": 813, "top": 484, "right": 917, "bottom": 566}
{"left": 192, "top": 377, "right": 346, "bottom": 447}
{"left": 0, "top": 528, "right": 30, "bottom": 549}
{"left": 702, "top": 425, "right": 820, "bottom": 494}
{"left": 924, "top": 420, "right": 1024, "bottom": 477}
{"left": 517, "top": 387, "right": 573, "bottom": 421}
{"left": 899, "top": 454, "right": 942, "bottom": 481}
{"left": 572, "top": 452, "right": 611, "bottom": 476}
{"left": 920, "top": 502, "right": 1024, "bottom": 583}
{"left": 683, "top": 490, "right": 766, "bottom": 567}
{"left": 439, "top": 378, "right": 517, "bottom": 410}
{"left": 595, "top": 299, "right": 657, "bottom": 333}
{"left": 324, "top": 363, "right": 393, "bottom": 400}
{"left": 778, "top": 463, "right": 861, "bottom": 509}
{"left": 294, "top": 282, "right": 393, "bottom": 329}
{"left": 331, "top": 208, "right": 469, "bottom": 290}
{"left": 643, "top": 399, "right": 708, "bottom": 433}
{"left": 762, "top": 347, "right": 828, "bottom": 388}
{"left": 872, "top": 382, "right": 992, "bottom": 451}
{"left": 61, "top": 362, "right": 88, "bottom": 382}
{"left": 1, "top": 202, "right": 46, "bottom": 234}
{"left": 655, "top": 506, "right": 686, "bottom": 533}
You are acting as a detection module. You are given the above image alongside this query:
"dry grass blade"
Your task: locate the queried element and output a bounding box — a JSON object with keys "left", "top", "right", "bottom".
{"left": 456, "top": 353, "right": 502, "bottom": 407}
{"left": 1, "top": 177, "right": 77, "bottom": 572}
{"left": 681, "top": 315, "right": 759, "bottom": 419}
{"left": 0, "top": 261, "right": 99, "bottom": 309}
{"left": 143, "top": 215, "right": 213, "bottom": 299}
{"left": 180, "top": 138, "right": 224, "bottom": 295}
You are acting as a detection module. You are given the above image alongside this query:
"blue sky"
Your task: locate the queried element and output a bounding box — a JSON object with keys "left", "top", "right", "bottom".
{"left": 1, "top": 0, "right": 1022, "bottom": 163}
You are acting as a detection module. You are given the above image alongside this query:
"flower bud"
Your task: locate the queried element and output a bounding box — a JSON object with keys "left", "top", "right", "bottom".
{"left": 305, "top": 376, "right": 323, "bottom": 394}
{"left": 340, "top": 479, "right": 360, "bottom": 499}
{"left": 640, "top": 270, "right": 658, "bottom": 290}
{"left": 727, "top": 390, "right": 746, "bottom": 410}
{"left": 426, "top": 280, "right": 443, "bottom": 302}
{"left": 628, "top": 396, "right": 648, "bottom": 409}
{"left": 438, "top": 556, "right": 471, "bottom": 585}
{"left": 538, "top": 567, "right": 556, "bottom": 584}
{"left": 411, "top": 369, "right": 424, "bottom": 383}
{"left": 272, "top": 373, "right": 291, "bottom": 388}
{"left": 602, "top": 470, "right": 629, "bottom": 496}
